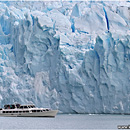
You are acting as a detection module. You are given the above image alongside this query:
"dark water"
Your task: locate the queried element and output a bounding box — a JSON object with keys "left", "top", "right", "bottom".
{"left": 0, "top": 114, "right": 130, "bottom": 129}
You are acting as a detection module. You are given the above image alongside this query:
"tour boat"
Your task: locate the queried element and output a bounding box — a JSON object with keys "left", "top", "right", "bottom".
{"left": 0, "top": 104, "right": 58, "bottom": 117}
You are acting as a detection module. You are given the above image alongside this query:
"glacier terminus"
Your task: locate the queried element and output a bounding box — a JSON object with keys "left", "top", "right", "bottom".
{"left": 0, "top": 1, "right": 130, "bottom": 114}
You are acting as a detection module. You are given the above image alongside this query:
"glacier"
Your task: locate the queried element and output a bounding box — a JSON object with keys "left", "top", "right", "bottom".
{"left": 0, "top": 1, "right": 130, "bottom": 113}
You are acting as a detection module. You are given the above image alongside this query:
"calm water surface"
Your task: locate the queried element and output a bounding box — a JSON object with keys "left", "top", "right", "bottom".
{"left": 0, "top": 114, "right": 130, "bottom": 129}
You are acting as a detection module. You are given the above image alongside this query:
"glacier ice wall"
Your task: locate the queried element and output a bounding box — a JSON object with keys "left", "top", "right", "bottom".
{"left": 0, "top": 1, "right": 130, "bottom": 113}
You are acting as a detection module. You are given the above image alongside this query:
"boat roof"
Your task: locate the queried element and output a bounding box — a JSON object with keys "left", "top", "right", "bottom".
{"left": 4, "top": 104, "right": 20, "bottom": 106}
{"left": 4, "top": 104, "right": 35, "bottom": 106}
{"left": 20, "top": 104, "right": 35, "bottom": 106}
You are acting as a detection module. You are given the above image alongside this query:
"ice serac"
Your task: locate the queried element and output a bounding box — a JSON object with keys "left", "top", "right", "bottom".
{"left": 81, "top": 33, "right": 130, "bottom": 113}
{"left": 0, "top": 1, "right": 130, "bottom": 113}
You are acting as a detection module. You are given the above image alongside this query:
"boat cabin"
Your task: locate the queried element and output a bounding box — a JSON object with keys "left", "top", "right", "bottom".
{"left": 4, "top": 104, "right": 36, "bottom": 109}
{"left": 19, "top": 105, "right": 36, "bottom": 109}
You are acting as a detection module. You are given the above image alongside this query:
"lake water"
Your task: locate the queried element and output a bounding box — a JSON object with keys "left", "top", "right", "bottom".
{"left": 0, "top": 114, "right": 130, "bottom": 130}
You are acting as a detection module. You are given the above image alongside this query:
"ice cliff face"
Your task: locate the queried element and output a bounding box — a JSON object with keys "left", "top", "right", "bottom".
{"left": 0, "top": 1, "right": 130, "bottom": 113}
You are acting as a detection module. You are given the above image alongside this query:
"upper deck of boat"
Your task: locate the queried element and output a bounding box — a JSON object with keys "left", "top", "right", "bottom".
{"left": 4, "top": 104, "right": 35, "bottom": 109}
{"left": 0, "top": 104, "right": 51, "bottom": 112}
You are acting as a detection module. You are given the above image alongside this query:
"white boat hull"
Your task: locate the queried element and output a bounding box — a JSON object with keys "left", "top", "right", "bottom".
{"left": 0, "top": 110, "right": 58, "bottom": 117}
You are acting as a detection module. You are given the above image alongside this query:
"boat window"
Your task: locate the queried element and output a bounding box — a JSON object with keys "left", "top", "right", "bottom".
{"left": 10, "top": 105, "right": 15, "bottom": 109}
{"left": 37, "top": 110, "right": 40, "bottom": 112}
{"left": 24, "top": 106, "right": 28, "bottom": 109}
{"left": 19, "top": 111, "right": 22, "bottom": 113}
{"left": 4, "top": 105, "right": 7, "bottom": 109}
{"left": 16, "top": 104, "right": 20, "bottom": 108}
{"left": 32, "top": 110, "right": 36, "bottom": 112}
{"left": 3, "top": 111, "right": 5, "bottom": 113}
{"left": 26, "top": 111, "right": 29, "bottom": 112}
{"left": 31, "top": 105, "right": 35, "bottom": 108}
{"left": 7, "top": 105, "right": 10, "bottom": 109}
{"left": 20, "top": 106, "right": 24, "bottom": 109}
{"left": 5, "top": 111, "right": 9, "bottom": 113}
{"left": 12, "top": 105, "right": 15, "bottom": 109}
{"left": 4, "top": 105, "right": 10, "bottom": 109}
